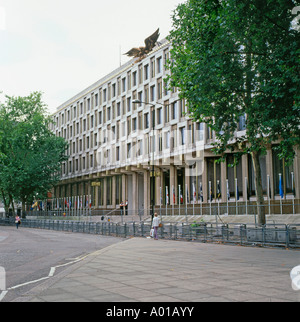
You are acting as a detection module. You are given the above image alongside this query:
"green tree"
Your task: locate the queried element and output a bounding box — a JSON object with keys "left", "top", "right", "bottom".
{"left": 167, "top": 0, "right": 300, "bottom": 225}
{"left": 0, "top": 92, "right": 68, "bottom": 215}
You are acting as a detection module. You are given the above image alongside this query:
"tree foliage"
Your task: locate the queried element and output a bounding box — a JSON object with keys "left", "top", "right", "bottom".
{"left": 0, "top": 92, "right": 68, "bottom": 214}
{"left": 167, "top": 0, "right": 300, "bottom": 224}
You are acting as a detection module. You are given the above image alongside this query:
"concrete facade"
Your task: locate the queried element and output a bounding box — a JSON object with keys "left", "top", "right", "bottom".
{"left": 51, "top": 39, "right": 299, "bottom": 216}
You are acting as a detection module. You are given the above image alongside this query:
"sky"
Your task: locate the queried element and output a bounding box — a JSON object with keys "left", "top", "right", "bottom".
{"left": 0, "top": 0, "right": 184, "bottom": 114}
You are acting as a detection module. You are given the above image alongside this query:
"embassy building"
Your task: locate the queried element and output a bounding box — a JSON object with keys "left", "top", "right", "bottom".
{"left": 51, "top": 39, "right": 300, "bottom": 217}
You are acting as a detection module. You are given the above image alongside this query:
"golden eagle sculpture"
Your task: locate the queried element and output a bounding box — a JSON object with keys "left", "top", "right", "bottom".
{"left": 124, "top": 28, "right": 160, "bottom": 62}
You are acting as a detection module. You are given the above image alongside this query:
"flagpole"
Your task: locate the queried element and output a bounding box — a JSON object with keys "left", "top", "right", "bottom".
{"left": 217, "top": 180, "right": 220, "bottom": 220}
{"left": 172, "top": 185, "right": 174, "bottom": 216}
{"left": 235, "top": 178, "right": 238, "bottom": 216}
{"left": 209, "top": 181, "right": 212, "bottom": 216}
{"left": 226, "top": 179, "right": 229, "bottom": 215}
{"left": 185, "top": 184, "right": 188, "bottom": 224}
{"left": 279, "top": 173, "right": 283, "bottom": 215}
{"left": 166, "top": 186, "right": 168, "bottom": 216}
{"left": 267, "top": 175, "right": 271, "bottom": 215}
{"left": 245, "top": 177, "right": 248, "bottom": 216}
{"left": 179, "top": 185, "right": 181, "bottom": 217}
{"left": 192, "top": 182, "right": 195, "bottom": 217}
{"left": 160, "top": 186, "right": 162, "bottom": 219}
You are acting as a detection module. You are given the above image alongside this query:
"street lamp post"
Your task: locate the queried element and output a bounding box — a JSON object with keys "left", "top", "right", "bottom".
{"left": 132, "top": 99, "right": 157, "bottom": 221}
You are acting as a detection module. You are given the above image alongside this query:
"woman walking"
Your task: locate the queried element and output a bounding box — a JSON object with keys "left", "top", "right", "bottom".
{"left": 15, "top": 215, "right": 21, "bottom": 229}
{"left": 152, "top": 213, "right": 160, "bottom": 240}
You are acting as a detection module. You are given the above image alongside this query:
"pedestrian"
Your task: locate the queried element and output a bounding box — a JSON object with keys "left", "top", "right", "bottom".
{"left": 120, "top": 201, "right": 125, "bottom": 216}
{"left": 152, "top": 213, "right": 160, "bottom": 240}
{"left": 15, "top": 215, "right": 21, "bottom": 229}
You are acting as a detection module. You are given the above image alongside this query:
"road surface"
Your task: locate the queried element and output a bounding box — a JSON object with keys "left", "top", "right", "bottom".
{"left": 0, "top": 226, "right": 123, "bottom": 302}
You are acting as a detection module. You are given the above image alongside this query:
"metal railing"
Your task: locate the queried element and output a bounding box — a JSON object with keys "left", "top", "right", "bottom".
{"left": 0, "top": 218, "right": 299, "bottom": 249}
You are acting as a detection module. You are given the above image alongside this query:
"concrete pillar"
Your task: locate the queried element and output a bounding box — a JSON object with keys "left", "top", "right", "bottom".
{"left": 112, "top": 176, "right": 116, "bottom": 208}
{"left": 242, "top": 154, "right": 249, "bottom": 200}
{"left": 102, "top": 179, "right": 107, "bottom": 208}
{"left": 122, "top": 174, "right": 127, "bottom": 204}
{"left": 202, "top": 158, "right": 208, "bottom": 202}
{"left": 155, "top": 168, "right": 163, "bottom": 206}
{"left": 221, "top": 158, "right": 227, "bottom": 202}
{"left": 132, "top": 172, "right": 138, "bottom": 214}
{"left": 185, "top": 168, "right": 190, "bottom": 203}
{"left": 170, "top": 165, "right": 176, "bottom": 205}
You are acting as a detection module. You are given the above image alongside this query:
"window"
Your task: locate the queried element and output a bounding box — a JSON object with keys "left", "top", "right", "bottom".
{"left": 164, "top": 102, "right": 169, "bottom": 123}
{"left": 107, "top": 106, "right": 111, "bottom": 121}
{"left": 157, "top": 57, "right": 162, "bottom": 73}
{"left": 132, "top": 118, "right": 137, "bottom": 131}
{"left": 127, "top": 143, "right": 131, "bottom": 159}
{"left": 127, "top": 97, "right": 131, "bottom": 112}
{"left": 157, "top": 78, "right": 162, "bottom": 100}
{"left": 150, "top": 57, "right": 155, "bottom": 78}
{"left": 165, "top": 131, "right": 170, "bottom": 149}
{"left": 144, "top": 65, "right": 149, "bottom": 80}
{"left": 122, "top": 78, "right": 126, "bottom": 92}
{"left": 138, "top": 64, "right": 143, "bottom": 84}
{"left": 117, "top": 78, "right": 121, "bottom": 96}
{"left": 238, "top": 114, "right": 247, "bottom": 131}
{"left": 158, "top": 132, "right": 162, "bottom": 152}
{"left": 112, "top": 84, "right": 116, "bottom": 98}
{"left": 138, "top": 140, "right": 143, "bottom": 156}
{"left": 144, "top": 113, "right": 149, "bottom": 129}
{"left": 116, "top": 146, "right": 120, "bottom": 161}
{"left": 144, "top": 85, "right": 149, "bottom": 103}
{"left": 157, "top": 108, "right": 162, "bottom": 125}
{"left": 132, "top": 71, "right": 137, "bottom": 86}
{"left": 127, "top": 72, "right": 131, "bottom": 91}
{"left": 150, "top": 85, "right": 155, "bottom": 102}
{"left": 116, "top": 102, "right": 120, "bottom": 117}
{"left": 138, "top": 92, "right": 143, "bottom": 106}
{"left": 171, "top": 101, "right": 178, "bottom": 120}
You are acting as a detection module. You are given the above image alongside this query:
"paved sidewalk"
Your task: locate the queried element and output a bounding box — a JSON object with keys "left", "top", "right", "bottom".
{"left": 16, "top": 238, "right": 300, "bottom": 302}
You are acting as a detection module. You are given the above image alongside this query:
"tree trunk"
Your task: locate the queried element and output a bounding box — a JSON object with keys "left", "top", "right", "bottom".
{"left": 251, "top": 150, "right": 266, "bottom": 225}
{"left": 1, "top": 190, "right": 10, "bottom": 216}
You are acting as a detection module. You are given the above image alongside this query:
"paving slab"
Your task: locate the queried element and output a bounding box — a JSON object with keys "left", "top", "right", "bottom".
{"left": 12, "top": 237, "right": 300, "bottom": 302}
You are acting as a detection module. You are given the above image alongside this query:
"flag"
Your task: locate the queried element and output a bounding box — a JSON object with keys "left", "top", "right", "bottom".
{"left": 179, "top": 185, "right": 183, "bottom": 204}
{"left": 166, "top": 186, "right": 169, "bottom": 205}
{"left": 210, "top": 187, "right": 213, "bottom": 202}
{"left": 199, "top": 182, "right": 203, "bottom": 202}
{"left": 193, "top": 183, "right": 196, "bottom": 203}
{"left": 291, "top": 172, "right": 295, "bottom": 197}
{"left": 227, "top": 180, "right": 230, "bottom": 200}
{"left": 172, "top": 185, "right": 175, "bottom": 204}
{"left": 236, "top": 180, "right": 240, "bottom": 201}
{"left": 279, "top": 174, "right": 284, "bottom": 198}
{"left": 217, "top": 181, "right": 221, "bottom": 200}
